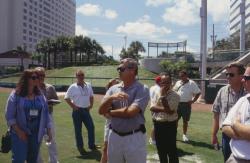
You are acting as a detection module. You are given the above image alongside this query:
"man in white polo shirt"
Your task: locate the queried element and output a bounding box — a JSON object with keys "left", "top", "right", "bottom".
{"left": 173, "top": 70, "right": 200, "bottom": 142}
{"left": 65, "top": 69, "right": 98, "bottom": 155}
{"left": 222, "top": 64, "right": 250, "bottom": 163}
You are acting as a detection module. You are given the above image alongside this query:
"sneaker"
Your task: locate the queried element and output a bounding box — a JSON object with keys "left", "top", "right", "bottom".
{"left": 90, "top": 145, "right": 101, "bottom": 151}
{"left": 149, "top": 138, "right": 156, "bottom": 145}
{"left": 78, "top": 148, "right": 87, "bottom": 155}
{"left": 182, "top": 135, "right": 189, "bottom": 142}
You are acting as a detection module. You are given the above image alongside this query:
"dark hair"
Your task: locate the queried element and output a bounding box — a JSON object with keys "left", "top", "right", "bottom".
{"left": 15, "top": 69, "right": 40, "bottom": 97}
{"left": 179, "top": 70, "right": 188, "bottom": 76}
{"left": 226, "top": 62, "right": 245, "bottom": 75}
{"left": 105, "top": 78, "right": 120, "bottom": 90}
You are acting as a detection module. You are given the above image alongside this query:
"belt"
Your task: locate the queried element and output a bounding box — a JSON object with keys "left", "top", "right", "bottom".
{"left": 110, "top": 124, "right": 146, "bottom": 137}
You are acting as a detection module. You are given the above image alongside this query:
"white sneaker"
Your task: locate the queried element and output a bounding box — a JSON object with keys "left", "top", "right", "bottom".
{"left": 149, "top": 138, "right": 156, "bottom": 145}
{"left": 182, "top": 135, "right": 189, "bottom": 142}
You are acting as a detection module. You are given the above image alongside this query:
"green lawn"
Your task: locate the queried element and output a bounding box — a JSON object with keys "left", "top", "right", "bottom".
{"left": 0, "top": 66, "right": 157, "bottom": 87}
{"left": 0, "top": 92, "right": 223, "bottom": 163}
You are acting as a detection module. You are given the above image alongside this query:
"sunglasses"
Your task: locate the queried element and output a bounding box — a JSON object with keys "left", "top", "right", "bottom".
{"left": 77, "top": 74, "right": 84, "bottom": 77}
{"left": 117, "top": 67, "right": 126, "bottom": 72}
{"left": 30, "top": 76, "right": 39, "bottom": 80}
{"left": 243, "top": 75, "right": 250, "bottom": 81}
{"left": 226, "top": 73, "right": 236, "bottom": 78}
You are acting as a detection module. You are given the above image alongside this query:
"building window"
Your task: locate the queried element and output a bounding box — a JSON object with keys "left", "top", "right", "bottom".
{"left": 23, "top": 36, "right": 27, "bottom": 40}
{"left": 29, "top": 24, "right": 32, "bottom": 29}
{"left": 23, "top": 9, "right": 27, "bottom": 13}
{"left": 29, "top": 38, "right": 32, "bottom": 42}
{"left": 23, "top": 29, "right": 27, "bottom": 33}
{"left": 23, "top": 22, "right": 27, "bottom": 27}
{"left": 29, "top": 31, "right": 32, "bottom": 35}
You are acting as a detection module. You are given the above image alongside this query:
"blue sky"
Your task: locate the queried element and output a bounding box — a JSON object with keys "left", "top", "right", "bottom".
{"left": 75, "top": 0, "right": 230, "bottom": 60}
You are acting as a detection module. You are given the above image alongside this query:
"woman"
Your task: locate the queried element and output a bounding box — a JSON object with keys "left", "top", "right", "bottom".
{"left": 5, "top": 69, "right": 52, "bottom": 163}
{"left": 100, "top": 78, "right": 120, "bottom": 163}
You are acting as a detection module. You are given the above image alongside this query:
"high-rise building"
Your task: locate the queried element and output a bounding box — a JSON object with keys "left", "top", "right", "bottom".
{"left": 0, "top": 0, "right": 76, "bottom": 53}
{"left": 229, "top": 0, "right": 250, "bottom": 35}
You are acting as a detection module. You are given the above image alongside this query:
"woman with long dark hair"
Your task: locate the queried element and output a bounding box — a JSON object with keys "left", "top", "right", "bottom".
{"left": 5, "top": 69, "right": 52, "bottom": 163}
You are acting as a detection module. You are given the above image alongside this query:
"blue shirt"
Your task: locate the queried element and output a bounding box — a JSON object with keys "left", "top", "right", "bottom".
{"left": 24, "top": 98, "right": 42, "bottom": 134}
{"left": 5, "top": 91, "right": 52, "bottom": 142}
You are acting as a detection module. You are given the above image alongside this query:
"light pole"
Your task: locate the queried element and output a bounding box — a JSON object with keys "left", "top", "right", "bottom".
{"left": 199, "top": 0, "right": 207, "bottom": 102}
{"left": 124, "top": 36, "right": 127, "bottom": 50}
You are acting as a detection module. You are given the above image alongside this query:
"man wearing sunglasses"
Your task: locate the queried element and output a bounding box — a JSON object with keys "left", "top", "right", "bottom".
{"left": 222, "top": 63, "right": 250, "bottom": 162}
{"left": 65, "top": 70, "right": 98, "bottom": 155}
{"left": 173, "top": 70, "right": 201, "bottom": 142}
{"left": 35, "top": 67, "right": 60, "bottom": 163}
{"left": 212, "top": 63, "right": 246, "bottom": 162}
{"left": 99, "top": 58, "right": 149, "bottom": 163}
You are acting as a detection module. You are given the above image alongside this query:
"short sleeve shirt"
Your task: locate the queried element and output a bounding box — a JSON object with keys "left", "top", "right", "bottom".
{"left": 213, "top": 85, "right": 246, "bottom": 128}
{"left": 64, "top": 82, "right": 94, "bottom": 108}
{"left": 149, "top": 84, "right": 160, "bottom": 107}
{"left": 173, "top": 79, "right": 200, "bottom": 102}
{"left": 104, "top": 80, "right": 150, "bottom": 133}
{"left": 222, "top": 94, "right": 250, "bottom": 160}
{"left": 152, "top": 89, "right": 180, "bottom": 122}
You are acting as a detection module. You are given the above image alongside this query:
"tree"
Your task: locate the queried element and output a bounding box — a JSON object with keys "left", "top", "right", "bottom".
{"left": 119, "top": 41, "right": 145, "bottom": 60}
{"left": 160, "top": 60, "right": 190, "bottom": 78}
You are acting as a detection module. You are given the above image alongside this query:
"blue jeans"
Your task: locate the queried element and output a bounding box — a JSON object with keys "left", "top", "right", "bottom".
{"left": 222, "top": 133, "right": 231, "bottom": 162}
{"left": 72, "top": 108, "right": 95, "bottom": 149}
{"left": 11, "top": 131, "right": 40, "bottom": 163}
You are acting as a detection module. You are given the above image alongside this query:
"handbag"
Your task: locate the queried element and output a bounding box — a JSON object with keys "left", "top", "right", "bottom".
{"left": 1, "top": 93, "right": 19, "bottom": 153}
{"left": 0, "top": 129, "right": 11, "bottom": 153}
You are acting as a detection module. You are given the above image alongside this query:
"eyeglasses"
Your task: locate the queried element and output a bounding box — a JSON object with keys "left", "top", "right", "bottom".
{"left": 30, "top": 76, "right": 39, "bottom": 80}
{"left": 226, "top": 73, "right": 236, "bottom": 78}
{"left": 243, "top": 75, "right": 250, "bottom": 81}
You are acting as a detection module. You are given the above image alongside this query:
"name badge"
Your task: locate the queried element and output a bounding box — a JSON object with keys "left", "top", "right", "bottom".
{"left": 30, "top": 109, "right": 38, "bottom": 116}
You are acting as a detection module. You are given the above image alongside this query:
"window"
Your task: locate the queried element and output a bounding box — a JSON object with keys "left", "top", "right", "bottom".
{"left": 23, "top": 22, "right": 27, "bottom": 27}
{"left": 23, "top": 29, "right": 27, "bottom": 33}
{"left": 23, "top": 36, "right": 27, "bottom": 40}
{"left": 29, "top": 31, "right": 32, "bottom": 35}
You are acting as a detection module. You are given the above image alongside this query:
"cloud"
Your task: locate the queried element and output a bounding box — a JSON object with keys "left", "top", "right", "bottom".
{"left": 116, "top": 15, "right": 171, "bottom": 38}
{"left": 146, "top": 0, "right": 171, "bottom": 7}
{"left": 104, "top": 9, "right": 118, "bottom": 19}
{"left": 76, "top": 3, "right": 102, "bottom": 16}
{"left": 207, "top": 0, "right": 229, "bottom": 22}
{"left": 75, "top": 25, "right": 89, "bottom": 36}
{"left": 102, "top": 45, "right": 122, "bottom": 60}
{"left": 162, "top": 0, "right": 229, "bottom": 26}
{"left": 162, "top": 0, "right": 199, "bottom": 26}
{"left": 178, "top": 34, "right": 189, "bottom": 40}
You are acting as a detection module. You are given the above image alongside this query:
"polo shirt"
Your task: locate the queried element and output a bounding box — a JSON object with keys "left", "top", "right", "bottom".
{"left": 104, "top": 80, "right": 149, "bottom": 133}
{"left": 213, "top": 85, "right": 246, "bottom": 128}
{"left": 222, "top": 94, "right": 250, "bottom": 160}
{"left": 64, "top": 82, "right": 93, "bottom": 108}
{"left": 173, "top": 79, "right": 200, "bottom": 102}
{"left": 152, "top": 89, "right": 180, "bottom": 122}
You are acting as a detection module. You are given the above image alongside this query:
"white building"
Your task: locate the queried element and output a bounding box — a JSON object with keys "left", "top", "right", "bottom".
{"left": 0, "top": 0, "right": 76, "bottom": 53}
{"left": 230, "top": 0, "right": 250, "bottom": 35}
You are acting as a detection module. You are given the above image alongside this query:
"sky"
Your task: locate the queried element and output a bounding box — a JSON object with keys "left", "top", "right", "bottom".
{"left": 75, "top": 0, "right": 230, "bottom": 60}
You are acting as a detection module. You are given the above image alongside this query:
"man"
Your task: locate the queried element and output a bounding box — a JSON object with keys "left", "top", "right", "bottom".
{"left": 64, "top": 70, "right": 97, "bottom": 155}
{"left": 173, "top": 70, "right": 200, "bottom": 142}
{"left": 99, "top": 58, "right": 149, "bottom": 163}
{"left": 211, "top": 63, "right": 246, "bottom": 162}
{"left": 35, "top": 67, "right": 59, "bottom": 163}
{"left": 151, "top": 73, "right": 180, "bottom": 163}
{"left": 222, "top": 64, "right": 250, "bottom": 163}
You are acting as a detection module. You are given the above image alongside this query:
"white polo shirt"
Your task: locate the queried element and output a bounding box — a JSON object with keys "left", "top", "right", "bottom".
{"left": 222, "top": 94, "right": 250, "bottom": 160}
{"left": 64, "top": 82, "right": 94, "bottom": 108}
{"left": 173, "top": 79, "right": 200, "bottom": 102}
{"left": 149, "top": 84, "right": 160, "bottom": 106}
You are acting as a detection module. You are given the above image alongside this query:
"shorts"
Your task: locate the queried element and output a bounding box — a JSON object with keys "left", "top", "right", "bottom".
{"left": 177, "top": 102, "right": 191, "bottom": 122}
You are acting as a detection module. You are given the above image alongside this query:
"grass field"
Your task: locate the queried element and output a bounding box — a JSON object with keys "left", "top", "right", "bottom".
{"left": 0, "top": 66, "right": 157, "bottom": 87}
{"left": 0, "top": 91, "right": 223, "bottom": 163}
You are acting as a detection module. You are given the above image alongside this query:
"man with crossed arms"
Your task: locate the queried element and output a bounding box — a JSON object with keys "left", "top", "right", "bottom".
{"left": 99, "top": 58, "right": 149, "bottom": 163}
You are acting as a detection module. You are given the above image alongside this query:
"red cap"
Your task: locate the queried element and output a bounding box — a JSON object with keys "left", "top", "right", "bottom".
{"left": 155, "top": 76, "right": 161, "bottom": 84}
